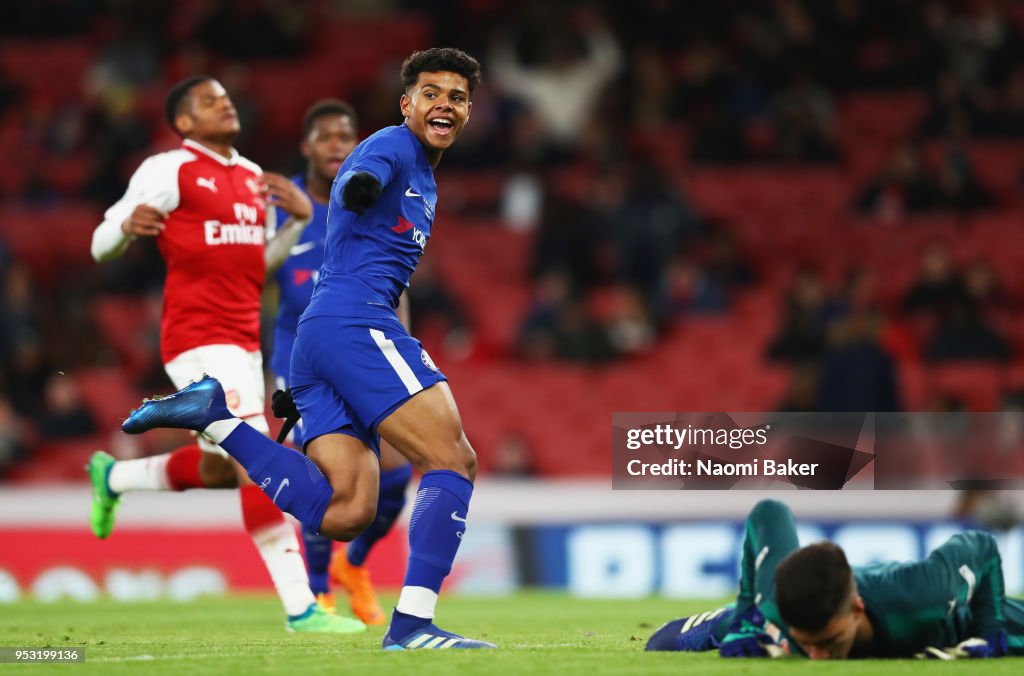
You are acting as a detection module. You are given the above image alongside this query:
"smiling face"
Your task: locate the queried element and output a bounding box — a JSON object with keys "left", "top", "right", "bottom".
{"left": 400, "top": 70, "right": 472, "bottom": 159}
{"left": 302, "top": 113, "right": 358, "bottom": 184}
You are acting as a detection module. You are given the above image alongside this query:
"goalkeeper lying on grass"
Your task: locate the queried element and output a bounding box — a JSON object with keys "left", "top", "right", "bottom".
{"left": 648, "top": 499, "right": 1024, "bottom": 659}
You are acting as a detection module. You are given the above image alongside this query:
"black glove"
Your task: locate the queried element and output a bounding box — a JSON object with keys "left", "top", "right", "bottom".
{"left": 341, "top": 171, "right": 382, "bottom": 215}
{"left": 271, "top": 388, "right": 301, "bottom": 446}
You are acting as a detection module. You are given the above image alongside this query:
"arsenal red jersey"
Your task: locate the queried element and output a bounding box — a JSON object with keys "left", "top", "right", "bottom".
{"left": 94, "top": 139, "right": 267, "bottom": 363}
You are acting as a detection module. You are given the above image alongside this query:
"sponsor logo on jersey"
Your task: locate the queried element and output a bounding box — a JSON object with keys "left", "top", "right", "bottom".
{"left": 393, "top": 217, "right": 427, "bottom": 251}
{"left": 204, "top": 221, "right": 265, "bottom": 246}
{"left": 392, "top": 216, "right": 414, "bottom": 233}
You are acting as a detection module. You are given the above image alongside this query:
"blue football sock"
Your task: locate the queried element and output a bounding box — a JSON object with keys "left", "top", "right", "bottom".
{"left": 346, "top": 464, "right": 412, "bottom": 566}
{"left": 217, "top": 422, "right": 333, "bottom": 533}
{"left": 389, "top": 470, "right": 472, "bottom": 639}
{"left": 302, "top": 525, "right": 333, "bottom": 595}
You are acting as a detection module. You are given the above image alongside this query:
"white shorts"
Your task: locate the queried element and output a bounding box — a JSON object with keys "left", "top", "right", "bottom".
{"left": 164, "top": 344, "right": 270, "bottom": 456}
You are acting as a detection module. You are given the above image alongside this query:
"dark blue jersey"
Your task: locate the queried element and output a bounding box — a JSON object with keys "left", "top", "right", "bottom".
{"left": 269, "top": 174, "right": 329, "bottom": 379}
{"left": 302, "top": 124, "right": 436, "bottom": 323}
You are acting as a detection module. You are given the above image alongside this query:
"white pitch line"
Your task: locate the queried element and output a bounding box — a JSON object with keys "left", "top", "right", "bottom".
{"left": 90, "top": 644, "right": 583, "bottom": 661}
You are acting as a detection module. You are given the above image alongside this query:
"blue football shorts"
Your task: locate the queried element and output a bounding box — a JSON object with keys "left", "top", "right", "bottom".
{"left": 289, "top": 313, "right": 447, "bottom": 455}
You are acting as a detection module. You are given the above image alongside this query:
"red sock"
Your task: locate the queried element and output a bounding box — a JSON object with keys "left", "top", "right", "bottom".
{"left": 165, "top": 445, "right": 205, "bottom": 491}
{"left": 240, "top": 484, "right": 287, "bottom": 534}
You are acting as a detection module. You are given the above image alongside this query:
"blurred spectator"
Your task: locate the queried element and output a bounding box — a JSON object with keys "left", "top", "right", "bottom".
{"left": 772, "top": 71, "right": 841, "bottom": 163}
{"left": 963, "top": 257, "right": 1009, "bottom": 313}
{"left": 778, "top": 364, "right": 819, "bottom": 412}
{"left": 603, "top": 285, "right": 657, "bottom": 356}
{"left": 925, "top": 300, "right": 1012, "bottom": 362}
{"left": 666, "top": 254, "right": 730, "bottom": 316}
{"left": 198, "top": 0, "right": 310, "bottom": 60}
{"left": 217, "top": 63, "right": 262, "bottom": 154}
{"left": 854, "top": 144, "right": 944, "bottom": 220}
{"left": 34, "top": 375, "right": 97, "bottom": 440}
{"left": 817, "top": 309, "right": 900, "bottom": 412}
{"left": 5, "top": 336, "right": 49, "bottom": 418}
{"left": 901, "top": 242, "right": 971, "bottom": 321}
{"left": 668, "top": 227, "right": 756, "bottom": 315}
{"left": 489, "top": 432, "right": 537, "bottom": 477}
{"left": 408, "top": 256, "right": 475, "bottom": 358}
{"left": 606, "top": 159, "right": 702, "bottom": 308}
{"left": 516, "top": 270, "right": 616, "bottom": 364}
{"left": 0, "top": 395, "right": 28, "bottom": 477}
{"left": 529, "top": 192, "right": 602, "bottom": 292}
{"left": 490, "top": 5, "right": 622, "bottom": 161}
{"left": 550, "top": 300, "right": 617, "bottom": 364}
{"left": 518, "top": 270, "right": 573, "bottom": 361}
{"left": 935, "top": 123, "right": 994, "bottom": 212}
{"left": 767, "top": 266, "right": 829, "bottom": 363}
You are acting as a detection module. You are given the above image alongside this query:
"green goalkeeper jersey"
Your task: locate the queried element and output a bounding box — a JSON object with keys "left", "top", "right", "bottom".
{"left": 726, "top": 500, "right": 1024, "bottom": 657}
{"left": 851, "top": 531, "right": 1007, "bottom": 657}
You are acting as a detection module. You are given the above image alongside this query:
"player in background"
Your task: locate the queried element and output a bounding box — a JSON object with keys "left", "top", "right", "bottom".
{"left": 122, "top": 47, "right": 496, "bottom": 650}
{"left": 265, "top": 99, "right": 413, "bottom": 624}
{"left": 646, "top": 499, "right": 1024, "bottom": 659}
{"left": 87, "top": 76, "right": 364, "bottom": 634}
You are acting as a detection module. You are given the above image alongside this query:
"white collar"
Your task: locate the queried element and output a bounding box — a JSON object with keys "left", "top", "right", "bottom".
{"left": 183, "top": 139, "right": 239, "bottom": 166}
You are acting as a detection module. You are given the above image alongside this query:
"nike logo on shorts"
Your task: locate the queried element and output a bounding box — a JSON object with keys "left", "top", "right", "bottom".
{"left": 272, "top": 478, "right": 290, "bottom": 504}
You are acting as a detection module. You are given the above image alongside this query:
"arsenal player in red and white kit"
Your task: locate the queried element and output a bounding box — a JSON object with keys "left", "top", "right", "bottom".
{"left": 87, "top": 76, "right": 364, "bottom": 633}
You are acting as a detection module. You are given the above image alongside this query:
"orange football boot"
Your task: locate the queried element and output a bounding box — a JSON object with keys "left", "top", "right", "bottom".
{"left": 316, "top": 592, "right": 337, "bottom": 614}
{"left": 329, "top": 551, "right": 386, "bottom": 625}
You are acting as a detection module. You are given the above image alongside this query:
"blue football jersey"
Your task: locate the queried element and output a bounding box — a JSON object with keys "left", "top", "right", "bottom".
{"left": 302, "top": 124, "right": 437, "bottom": 322}
{"left": 269, "top": 174, "right": 329, "bottom": 379}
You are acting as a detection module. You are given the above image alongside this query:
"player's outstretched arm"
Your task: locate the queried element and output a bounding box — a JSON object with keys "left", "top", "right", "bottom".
{"left": 263, "top": 172, "right": 312, "bottom": 274}
{"left": 340, "top": 171, "right": 382, "bottom": 215}
{"left": 949, "top": 531, "right": 1009, "bottom": 650}
{"left": 896, "top": 530, "right": 1008, "bottom": 657}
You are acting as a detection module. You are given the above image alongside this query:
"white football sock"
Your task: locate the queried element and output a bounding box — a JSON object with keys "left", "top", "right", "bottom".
{"left": 396, "top": 586, "right": 438, "bottom": 619}
{"left": 203, "top": 418, "right": 241, "bottom": 444}
{"left": 107, "top": 454, "right": 172, "bottom": 493}
{"left": 250, "top": 521, "right": 316, "bottom": 617}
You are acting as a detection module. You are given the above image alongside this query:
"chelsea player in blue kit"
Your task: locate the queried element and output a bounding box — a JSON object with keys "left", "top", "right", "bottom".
{"left": 123, "top": 47, "right": 493, "bottom": 650}
{"left": 266, "top": 99, "right": 412, "bottom": 625}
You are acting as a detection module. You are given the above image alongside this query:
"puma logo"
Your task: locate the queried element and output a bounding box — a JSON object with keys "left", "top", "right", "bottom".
{"left": 196, "top": 176, "right": 218, "bottom": 193}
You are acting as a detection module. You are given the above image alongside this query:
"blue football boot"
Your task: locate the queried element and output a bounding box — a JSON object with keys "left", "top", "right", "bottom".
{"left": 646, "top": 604, "right": 733, "bottom": 652}
{"left": 382, "top": 623, "right": 496, "bottom": 650}
{"left": 122, "top": 375, "right": 232, "bottom": 434}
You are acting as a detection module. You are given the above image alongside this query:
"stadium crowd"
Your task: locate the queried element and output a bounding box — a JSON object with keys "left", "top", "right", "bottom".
{"left": 2, "top": 0, "right": 1024, "bottom": 478}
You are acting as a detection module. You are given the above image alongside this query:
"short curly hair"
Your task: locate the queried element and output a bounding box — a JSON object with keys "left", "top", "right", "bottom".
{"left": 400, "top": 47, "right": 481, "bottom": 93}
{"left": 302, "top": 99, "right": 357, "bottom": 137}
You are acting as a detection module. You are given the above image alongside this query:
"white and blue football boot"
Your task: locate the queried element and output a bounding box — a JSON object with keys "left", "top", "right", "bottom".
{"left": 645, "top": 604, "right": 734, "bottom": 652}
{"left": 382, "top": 623, "right": 496, "bottom": 650}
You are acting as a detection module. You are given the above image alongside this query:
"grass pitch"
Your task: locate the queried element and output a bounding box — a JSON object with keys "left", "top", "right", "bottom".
{"left": 3, "top": 593, "right": 1023, "bottom": 674}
